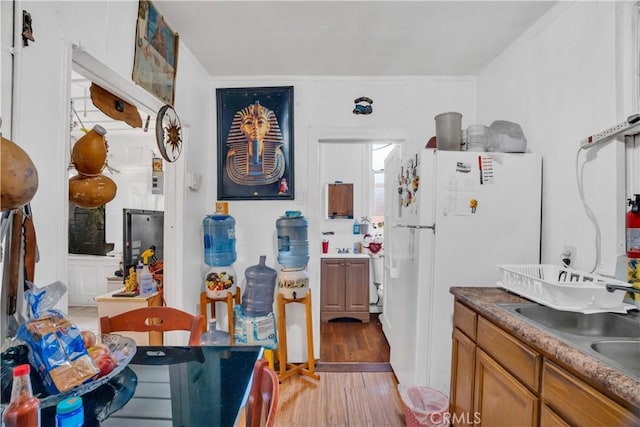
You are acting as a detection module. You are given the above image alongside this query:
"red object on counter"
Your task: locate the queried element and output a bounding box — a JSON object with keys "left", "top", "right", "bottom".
{"left": 2, "top": 364, "right": 40, "bottom": 427}
{"left": 628, "top": 195, "right": 640, "bottom": 258}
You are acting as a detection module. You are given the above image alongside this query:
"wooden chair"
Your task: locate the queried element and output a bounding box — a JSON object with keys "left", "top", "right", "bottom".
{"left": 246, "top": 358, "right": 279, "bottom": 427}
{"left": 100, "top": 306, "right": 205, "bottom": 346}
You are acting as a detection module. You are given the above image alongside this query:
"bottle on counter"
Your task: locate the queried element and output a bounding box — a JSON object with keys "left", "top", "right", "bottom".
{"left": 138, "top": 248, "right": 156, "bottom": 297}
{"left": 353, "top": 220, "right": 360, "bottom": 235}
{"left": 55, "top": 396, "right": 84, "bottom": 427}
{"left": 2, "top": 364, "right": 40, "bottom": 427}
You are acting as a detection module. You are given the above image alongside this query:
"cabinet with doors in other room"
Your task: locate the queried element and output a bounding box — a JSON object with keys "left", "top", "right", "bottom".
{"left": 320, "top": 258, "right": 369, "bottom": 323}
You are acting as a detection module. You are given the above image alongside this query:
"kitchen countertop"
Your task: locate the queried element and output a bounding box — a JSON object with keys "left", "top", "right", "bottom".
{"left": 450, "top": 286, "right": 640, "bottom": 410}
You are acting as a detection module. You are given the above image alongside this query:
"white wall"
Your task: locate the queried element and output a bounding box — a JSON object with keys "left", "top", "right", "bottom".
{"left": 209, "top": 76, "right": 476, "bottom": 360}
{"left": 8, "top": 1, "right": 210, "bottom": 320}
{"left": 477, "top": 1, "right": 633, "bottom": 276}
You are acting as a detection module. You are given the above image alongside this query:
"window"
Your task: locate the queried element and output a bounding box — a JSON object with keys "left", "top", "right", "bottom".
{"left": 370, "top": 144, "right": 395, "bottom": 226}
{"left": 68, "top": 205, "right": 111, "bottom": 255}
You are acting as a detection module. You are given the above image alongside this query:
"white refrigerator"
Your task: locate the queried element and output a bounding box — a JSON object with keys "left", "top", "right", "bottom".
{"left": 380, "top": 148, "right": 542, "bottom": 394}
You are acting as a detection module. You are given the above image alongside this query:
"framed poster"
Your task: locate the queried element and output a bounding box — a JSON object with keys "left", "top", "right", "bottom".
{"left": 216, "top": 86, "right": 294, "bottom": 200}
{"left": 132, "top": 0, "right": 179, "bottom": 105}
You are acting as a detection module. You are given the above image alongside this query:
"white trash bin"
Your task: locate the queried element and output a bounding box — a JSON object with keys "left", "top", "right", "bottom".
{"left": 398, "top": 385, "right": 449, "bottom": 427}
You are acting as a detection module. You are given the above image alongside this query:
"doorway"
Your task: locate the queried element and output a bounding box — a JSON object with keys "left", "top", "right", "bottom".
{"left": 315, "top": 136, "right": 402, "bottom": 370}
{"left": 66, "top": 52, "right": 166, "bottom": 308}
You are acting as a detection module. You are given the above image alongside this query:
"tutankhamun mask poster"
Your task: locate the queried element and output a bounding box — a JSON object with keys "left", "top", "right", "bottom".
{"left": 216, "top": 86, "right": 294, "bottom": 200}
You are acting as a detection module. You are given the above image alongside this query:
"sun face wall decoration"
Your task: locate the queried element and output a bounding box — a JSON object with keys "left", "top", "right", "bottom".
{"left": 155, "top": 104, "right": 182, "bottom": 162}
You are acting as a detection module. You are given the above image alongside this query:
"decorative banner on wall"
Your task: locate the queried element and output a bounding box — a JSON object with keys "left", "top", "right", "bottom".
{"left": 216, "top": 86, "right": 294, "bottom": 200}
{"left": 132, "top": 0, "right": 179, "bottom": 105}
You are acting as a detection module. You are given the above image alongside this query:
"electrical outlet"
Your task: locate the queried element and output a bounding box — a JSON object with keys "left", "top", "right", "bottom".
{"left": 561, "top": 245, "right": 576, "bottom": 267}
{"left": 581, "top": 115, "right": 640, "bottom": 147}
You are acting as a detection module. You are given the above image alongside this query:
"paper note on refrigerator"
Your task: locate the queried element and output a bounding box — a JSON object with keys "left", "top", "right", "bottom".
{"left": 479, "top": 156, "right": 494, "bottom": 184}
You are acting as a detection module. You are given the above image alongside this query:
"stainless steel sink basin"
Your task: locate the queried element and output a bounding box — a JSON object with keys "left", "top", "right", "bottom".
{"left": 497, "top": 302, "right": 640, "bottom": 381}
{"left": 513, "top": 305, "right": 640, "bottom": 337}
{"left": 590, "top": 340, "right": 640, "bottom": 377}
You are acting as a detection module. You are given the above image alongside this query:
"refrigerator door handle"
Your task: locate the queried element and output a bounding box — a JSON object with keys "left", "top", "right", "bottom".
{"left": 397, "top": 224, "right": 436, "bottom": 231}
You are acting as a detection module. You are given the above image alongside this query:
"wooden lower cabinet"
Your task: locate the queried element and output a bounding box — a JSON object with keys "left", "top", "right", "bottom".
{"left": 474, "top": 349, "right": 538, "bottom": 427}
{"left": 450, "top": 328, "right": 477, "bottom": 427}
{"left": 539, "top": 404, "right": 570, "bottom": 427}
{"left": 320, "top": 258, "right": 369, "bottom": 322}
{"left": 450, "top": 298, "right": 640, "bottom": 427}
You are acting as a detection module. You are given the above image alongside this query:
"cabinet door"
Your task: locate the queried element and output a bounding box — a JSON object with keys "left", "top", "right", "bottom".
{"left": 327, "top": 183, "right": 353, "bottom": 218}
{"left": 474, "top": 349, "right": 538, "bottom": 427}
{"left": 321, "top": 259, "right": 346, "bottom": 312}
{"left": 345, "top": 259, "right": 369, "bottom": 312}
{"left": 540, "top": 404, "right": 570, "bottom": 427}
{"left": 450, "top": 328, "right": 476, "bottom": 427}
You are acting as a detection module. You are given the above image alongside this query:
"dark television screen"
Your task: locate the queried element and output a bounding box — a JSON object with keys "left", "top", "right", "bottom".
{"left": 123, "top": 209, "right": 164, "bottom": 278}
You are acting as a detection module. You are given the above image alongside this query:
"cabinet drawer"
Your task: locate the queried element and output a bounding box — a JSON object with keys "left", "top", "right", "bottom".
{"left": 453, "top": 301, "right": 477, "bottom": 340}
{"left": 477, "top": 317, "right": 541, "bottom": 391}
{"left": 542, "top": 361, "right": 640, "bottom": 427}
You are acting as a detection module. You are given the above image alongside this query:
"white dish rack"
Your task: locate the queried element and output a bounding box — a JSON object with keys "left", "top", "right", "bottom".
{"left": 497, "top": 264, "right": 636, "bottom": 314}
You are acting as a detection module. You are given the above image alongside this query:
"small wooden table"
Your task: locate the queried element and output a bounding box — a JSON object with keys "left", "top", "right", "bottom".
{"left": 95, "top": 289, "right": 163, "bottom": 345}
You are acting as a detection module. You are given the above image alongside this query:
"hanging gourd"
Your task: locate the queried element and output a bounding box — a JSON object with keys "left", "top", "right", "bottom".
{"left": 1, "top": 136, "right": 39, "bottom": 211}
{"left": 68, "top": 125, "right": 117, "bottom": 209}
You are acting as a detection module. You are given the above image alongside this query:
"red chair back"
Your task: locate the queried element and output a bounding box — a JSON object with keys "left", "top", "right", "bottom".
{"left": 100, "top": 306, "right": 204, "bottom": 346}
{"left": 246, "top": 358, "right": 279, "bottom": 427}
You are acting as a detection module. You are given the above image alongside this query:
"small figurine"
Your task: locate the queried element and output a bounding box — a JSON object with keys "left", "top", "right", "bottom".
{"left": 278, "top": 178, "right": 289, "bottom": 195}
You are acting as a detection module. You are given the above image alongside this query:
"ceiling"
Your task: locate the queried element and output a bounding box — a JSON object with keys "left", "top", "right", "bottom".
{"left": 155, "top": 1, "right": 556, "bottom": 76}
{"left": 70, "top": 1, "right": 556, "bottom": 134}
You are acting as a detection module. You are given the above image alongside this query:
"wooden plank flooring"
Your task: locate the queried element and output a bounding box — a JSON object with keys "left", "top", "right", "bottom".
{"left": 275, "top": 372, "right": 406, "bottom": 426}
{"left": 319, "top": 314, "right": 390, "bottom": 363}
{"left": 71, "top": 307, "right": 405, "bottom": 425}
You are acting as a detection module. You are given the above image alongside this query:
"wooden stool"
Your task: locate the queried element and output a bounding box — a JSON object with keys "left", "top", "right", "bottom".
{"left": 275, "top": 291, "right": 319, "bottom": 381}
{"left": 200, "top": 288, "right": 241, "bottom": 345}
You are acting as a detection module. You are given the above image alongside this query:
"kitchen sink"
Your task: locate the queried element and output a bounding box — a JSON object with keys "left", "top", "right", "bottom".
{"left": 513, "top": 305, "right": 640, "bottom": 337}
{"left": 590, "top": 340, "right": 640, "bottom": 377}
{"left": 497, "top": 302, "right": 640, "bottom": 381}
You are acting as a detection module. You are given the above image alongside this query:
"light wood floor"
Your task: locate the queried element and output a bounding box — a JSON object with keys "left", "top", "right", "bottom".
{"left": 69, "top": 307, "right": 406, "bottom": 426}
{"left": 319, "top": 314, "right": 390, "bottom": 363}
{"left": 275, "top": 372, "right": 405, "bottom": 426}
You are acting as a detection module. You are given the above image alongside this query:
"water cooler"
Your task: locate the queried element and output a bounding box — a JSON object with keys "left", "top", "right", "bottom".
{"left": 274, "top": 211, "right": 319, "bottom": 382}
{"left": 276, "top": 211, "right": 309, "bottom": 299}
{"left": 202, "top": 213, "right": 237, "bottom": 299}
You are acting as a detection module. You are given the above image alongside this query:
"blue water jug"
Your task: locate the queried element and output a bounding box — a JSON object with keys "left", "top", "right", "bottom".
{"left": 276, "top": 211, "right": 309, "bottom": 268}
{"left": 241, "top": 256, "right": 277, "bottom": 316}
{"left": 203, "top": 214, "right": 237, "bottom": 267}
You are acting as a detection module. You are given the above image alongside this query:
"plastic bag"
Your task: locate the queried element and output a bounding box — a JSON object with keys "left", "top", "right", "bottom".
{"left": 24, "top": 281, "right": 67, "bottom": 319}
{"left": 233, "top": 305, "right": 277, "bottom": 349}
{"left": 16, "top": 310, "right": 98, "bottom": 394}
{"left": 488, "top": 120, "right": 527, "bottom": 153}
{"left": 397, "top": 385, "right": 449, "bottom": 427}
{"left": 17, "top": 281, "right": 98, "bottom": 394}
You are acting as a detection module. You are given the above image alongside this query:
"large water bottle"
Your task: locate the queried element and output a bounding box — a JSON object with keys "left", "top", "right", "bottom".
{"left": 200, "top": 319, "right": 231, "bottom": 346}
{"left": 203, "top": 214, "right": 236, "bottom": 266}
{"left": 241, "top": 256, "right": 277, "bottom": 316}
{"left": 276, "top": 211, "right": 309, "bottom": 268}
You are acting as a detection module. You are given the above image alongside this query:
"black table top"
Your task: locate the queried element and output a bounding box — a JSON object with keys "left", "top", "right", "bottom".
{"left": 40, "top": 345, "right": 263, "bottom": 427}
